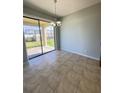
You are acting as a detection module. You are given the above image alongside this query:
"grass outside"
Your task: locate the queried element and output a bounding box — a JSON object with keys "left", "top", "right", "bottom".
{"left": 26, "top": 39, "right": 54, "bottom": 48}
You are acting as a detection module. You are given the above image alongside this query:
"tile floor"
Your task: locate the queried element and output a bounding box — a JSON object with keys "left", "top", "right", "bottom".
{"left": 24, "top": 50, "right": 101, "bottom": 93}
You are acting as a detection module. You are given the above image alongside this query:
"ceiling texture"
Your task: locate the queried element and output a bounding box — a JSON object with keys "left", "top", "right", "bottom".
{"left": 24, "top": 0, "right": 101, "bottom": 17}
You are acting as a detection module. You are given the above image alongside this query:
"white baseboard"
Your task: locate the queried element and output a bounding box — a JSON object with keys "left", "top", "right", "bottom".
{"left": 61, "top": 49, "right": 100, "bottom": 61}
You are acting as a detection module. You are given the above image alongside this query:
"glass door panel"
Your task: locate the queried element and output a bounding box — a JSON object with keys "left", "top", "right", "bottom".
{"left": 40, "top": 21, "right": 55, "bottom": 53}
{"left": 23, "top": 17, "right": 42, "bottom": 59}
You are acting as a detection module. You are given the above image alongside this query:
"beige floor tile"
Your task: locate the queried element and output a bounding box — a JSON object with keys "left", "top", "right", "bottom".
{"left": 48, "top": 72, "right": 62, "bottom": 90}
{"left": 24, "top": 50, "right": 101, "bottom": 93}
{"left": 56, "top": 79, "right": 77, "bottom": 93}
{"left": 65, "top": 71, "right": 82, "bottom": 86}
{"left": 79, "top": 78, "right": 100, "bottom": 93}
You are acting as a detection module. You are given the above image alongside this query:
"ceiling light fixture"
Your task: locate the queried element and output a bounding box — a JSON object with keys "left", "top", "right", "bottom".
{"left": 51, "top": 0, "right": 62, "bottom": 27}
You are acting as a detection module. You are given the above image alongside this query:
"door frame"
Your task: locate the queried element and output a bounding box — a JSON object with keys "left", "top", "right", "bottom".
{"left": 23, "top": 16, "right": 56, "bottom": 60}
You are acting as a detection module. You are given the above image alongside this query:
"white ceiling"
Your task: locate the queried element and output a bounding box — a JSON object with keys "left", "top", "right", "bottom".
{"left": 24, "top": 0, "right": 101, "bottom": 17}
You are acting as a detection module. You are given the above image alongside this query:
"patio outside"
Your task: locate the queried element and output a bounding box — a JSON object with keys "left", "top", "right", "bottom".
{"left": 26, "top": 39, "right": 55, "bottom": 58}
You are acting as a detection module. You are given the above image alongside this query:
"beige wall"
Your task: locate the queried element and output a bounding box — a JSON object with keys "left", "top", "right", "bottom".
{"left": 60, "top": 3, "right": 101, "bottom": 60}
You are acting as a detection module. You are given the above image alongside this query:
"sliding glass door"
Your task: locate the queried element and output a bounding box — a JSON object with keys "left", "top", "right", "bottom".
{"left": 23, "top": 17, "right": 42, "bottom": 59}
{"left": 40, "top": 21, "right": 55, "bottom": 53}
{"left": 23, "top": 17, "right": 55, "bottom": 59}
